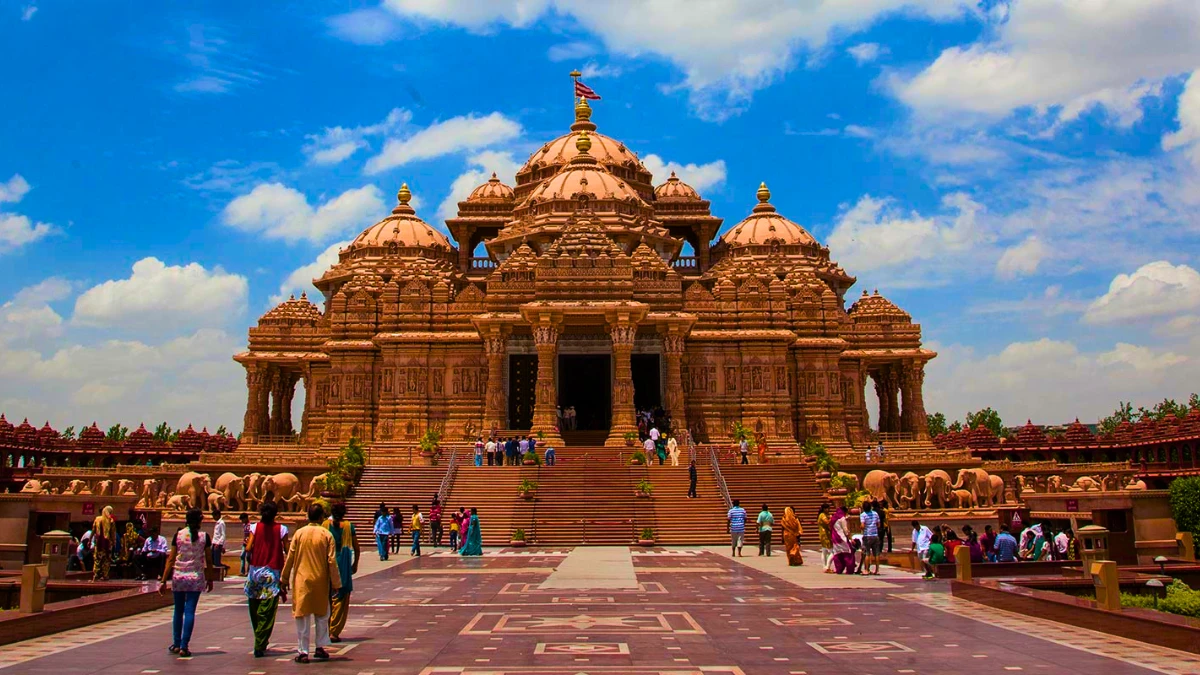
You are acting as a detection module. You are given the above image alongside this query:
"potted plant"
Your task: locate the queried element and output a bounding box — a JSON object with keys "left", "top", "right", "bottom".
{"left": 623, "top": 430, "right": 638, "bottom": 447}
{"left": 510, "top": 528, "right": 527, "bottom": 547}
{"left": 827, "top": 472, "right": 854, "bottom": 497}
{"left": 630, "top": 449, "right": 647, "bottom": 465}
{"left": 324, "top": 437, "right": 366, "bottom": 497}
{"left": 522, "top": 449, "right": 541, "bottom": 466}
{"left": 637, "top": 527, "right": 656, "bottom": 546}
{"left": 419, "top": 428, "right": 442, "bottom": 466}
{"left": 518, "top": 478, "right": 539, "bottom": 500}
{"left": 635, "top": 478, "right": 654, "bottom": 498}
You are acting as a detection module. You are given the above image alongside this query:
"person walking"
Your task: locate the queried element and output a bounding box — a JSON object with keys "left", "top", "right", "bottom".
{"left": 460, "top": 507, "right": 483, "bottom": 556}
{"left": 545, "top": 445, "right": 556, "bottom": 466}
{"left": 739, "top": 438, "right": 750, "bottom": 465}
{"left": 859, "top": 501, "right": 881, "bottom": 575}
{"left": 374, "top": 508, "right": 394, "bottom": 561}
{"left": 282, "top": 505, "right": 341, "bottom": 663}
{"left": 781, "top": 506, "right": 804, "bottom": 565}
{"left": 390, "top": 507, "right": 404, "bottom": 555}
{"left": 485, "top": 437, "right": 496, "bottom": 466}
{"left": 429, "top": 497, "right": 444, "bottom": 548}
{"left": 687, "top": 460, "right": 698, "bottom": 498}
{"left": 667, "top": 434, "right": 680, "bottom": 466}
{"left": 474, "top": 436, "right": 485, "bottom": 467}
{"left": 91, "top": 505, "right": 116, "bottom": 581}
{"left": 323, "top": 503, "right": 359, "bottom": 644}
{"left": 449, "top": 510, "right": 461, "bottom": 550}
{"left": 410, "top": 504, "right": 425, "bottom": 556}
{"left": 159, "top": 508, "right": 215, "bottom": 658}
{"left": 756, "top": 504, "right": 774, "bottom": 557}
{"left": 238, "top": 512, "right": 252, "bottom": 576}
{"left": 727, "top": 499, "right": 747, "bottom": 557}
{"left": 211, "top": 507, "right": 226, "bottom": 572}
{"left": 244, "top": 501, "right": 289, "bottom": 658}
{"left": 817, "top": 504, "right": 834, "bottom": 572}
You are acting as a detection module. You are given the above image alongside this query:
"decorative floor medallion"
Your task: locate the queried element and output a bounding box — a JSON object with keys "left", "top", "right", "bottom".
{"left": 770, "top": 616, "right": 853, "bottom": 626}
{"left": 733, "top": 596, "right": 802, "bottom": 603}
{"left": 460, "top": 612, "right": 706, "bottom": 635}
{"left": 808, "top": 640, "right": 914, "bottom": 654}
{"left": 533, "top": 642, "right": 631, "bottom": 655}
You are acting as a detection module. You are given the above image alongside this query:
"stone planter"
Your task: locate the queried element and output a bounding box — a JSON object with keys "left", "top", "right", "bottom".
{"left": 522, "top": 458, "right": 537, "bottom": 466}
{"left": 637, "top": 539, "right": 656, "bottom": 547}
{"left": 827, "top": 487, "right": 848, "bottom": 497}
{"left": 636, "top": 490, "right": 652, "bottom": 499}
{"left": 509, "top": 539, "right": 527, "bottom": 548}
{"left": 421, "top": 450, "right": 438, "bottom": 466}
{"left": 518, "top": 491, "right": 535, "bottom": 501}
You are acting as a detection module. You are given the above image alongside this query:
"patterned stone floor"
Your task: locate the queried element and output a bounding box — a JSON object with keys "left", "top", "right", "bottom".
{"left": 3, "top": 546, "right": 1197, "bottom": 674}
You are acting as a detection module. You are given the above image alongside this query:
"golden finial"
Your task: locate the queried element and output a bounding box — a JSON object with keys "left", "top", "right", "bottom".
{"left": 569, "top": 69, "right": 582, "bottom": 78}
{"left": 576, "top": 130, "right": 592, "bottom": 154}
{"left": 490, "top": 172, "right": 498, "bottom": 180}
{"left": 756, "top": 181, "right": 771, "bottom": 203}
{"left": 397, "top": 183, "right": 411, "bottom": 205}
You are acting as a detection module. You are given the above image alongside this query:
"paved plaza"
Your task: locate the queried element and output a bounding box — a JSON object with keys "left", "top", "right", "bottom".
{"left": 4, "top": 546, "right": 1199, "bottom": 675}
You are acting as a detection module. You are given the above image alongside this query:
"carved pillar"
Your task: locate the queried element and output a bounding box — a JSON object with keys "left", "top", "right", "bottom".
{"left": 299, "top": 365, "right": 312, "bottom": 443}
{"left": 604, "top": 321, "right": 638, "bottom": 446}
{"left": 662, "top": 333, "right": 687, "bottom": 437}
{"left": 531, "top": 322, "right": 564, "bottom": 445}
{"left": 281, "top": 372, "right": 297, "bottom": 436}
{"left": 242, "top": 362, "right": 266, "bottom": 443}
{"left": 268, "top": 368, "right": 285, "bottom": 436}
{"left": 871, "top": 369, "right": 888, "bottom": 434}
{"left": 886, "top": 365, "right": 901, "bottom": 433}
{"left": 483, "top": 333, "right": 508, "bottom": 434}
{"left": 901, "top": 360, "right": 929, "bottom": 440}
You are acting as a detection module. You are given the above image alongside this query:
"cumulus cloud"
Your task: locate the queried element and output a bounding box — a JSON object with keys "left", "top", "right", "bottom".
{"left": 326, "top": 7, "right": 404, "bottom": 45}
{"left": 303, "top": 108, "right": 413, "bottom": 165}
{"left": 0, "top": 174, "right": 54, "bottom": 253}
{"left": 640, "top": 154, "right": 726, "bottom": 194}
{"left": 995, "top": 235, "right": 1048, "bottom": 280}
{"left": 0, "top": 278, "right": 70, "bottom": 348}
{"left": 272, "top": 240, "right": 348, "bottom": 305}
{"left": 968, "top": 284, "right": 1087, "bottom": 319}
{"left": 221, "top": 183, "right": 385, "bottom": 243}
{"left": 72, "top": 257, "right": 248, "bottom": 331}
{"left": 891, "top": 0, "right": 1200, "bottom": 127}
{"left": 847, "top": 42, "right": 887, "bottom": 64}
{"left": 1162, "top": 69, "right": 1200, "bottom": 164}
{"left": 364, "top": 112, "right": 521, "bottom": 174}
{"left": 0, "top": 174, "right": 31, "bottom": 203}
{"left": 547, "top": 41, "right": 597, "bottom": 62}
{"left": 435, "top": 151, "right": 522, "bottom": 224}
{"left": 1084, "top": 261, "right": 1200, "bottom": 325}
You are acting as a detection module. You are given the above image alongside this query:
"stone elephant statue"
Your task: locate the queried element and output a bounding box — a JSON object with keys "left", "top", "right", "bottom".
{"left": 1070, "top": 476, "right": 1102, "bottom": 492}
{"left": 66, "top": 479, "right": 92, "bottom": 495}
{"left": 20, "top": 479, "right": 50, "bottom": 494}
{"left": 166, "top": 494, "right": 190, "bottom": 511}
{"left": 117, "top": 479, "right": 137, "bottom": 496}
{"left": 95, "top": 480, "right": 113, "bottom": 496}
{"left": 954, "top": 468, "right": 995, "bottom": 506}
{"left": 175, "top": 472, "right": 212, "bottom": 509}
{"left": 214, "top": 473, "right": 247, "bottom": 511}
{"left": 988, "top": 475, "right": 1005, "bottom": 504}
{"left": 863, "top": 470, "right": 900, "bottom": 508}
{"left": 138, "top": 479, "right": 162, "bottom": 508}
{"left": 261, "top": 472, "right": 302, "bottom": 504}
{"left": 244, "top": 473, "right": 266, "bottom": 510}
{"left": 305, "top": 473, "right": 329, "bottom": 498}
{"left": 1047, "top": 475, "right": 1065, "bottom": 493}
{"left": 950, "top": 488, "right": 976, "bottom": 509}
{"left": 921, "top": 469, "right": 953, "bottom": 509}
{"left": 896, "top": 472, "right": 921, "bottom": 509}
{"left": 207, "top": 492, "right": 227, "bottom": 511}
{"left": 156, "top": 490, "right": 170, "bottom": 507}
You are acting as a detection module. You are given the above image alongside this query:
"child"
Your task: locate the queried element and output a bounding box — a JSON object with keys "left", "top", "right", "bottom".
{"left": 449, "top": 511, "right": 461, "bottom": 550}
{"left": 410, "top": 504, "right": 424, "bottom": 557}
{"left": 922, "top": 531, "right": 946, "bottom": 580}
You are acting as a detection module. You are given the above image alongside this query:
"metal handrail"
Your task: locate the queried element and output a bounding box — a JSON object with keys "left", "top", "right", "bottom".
{"left": 437, "top": 446, "right": 459, "bottom": 502}
{"left": 707, "top": 444, "right": 732, "bottom": 510}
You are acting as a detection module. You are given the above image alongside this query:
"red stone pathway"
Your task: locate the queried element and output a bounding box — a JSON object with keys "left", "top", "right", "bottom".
{"left": 3, "top": 547, "right": 1197, "bottom": 674}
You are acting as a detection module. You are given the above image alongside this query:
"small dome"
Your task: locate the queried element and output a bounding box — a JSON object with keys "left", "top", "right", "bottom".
{"left": 467, "top": 173, "right": 515, "bottom": 202}
{"left": 260, "top": 292, "right": 322, "bottom": 326}
{"left": 519, "top": 100, "right": 645, "bottom": 175}
{"left": 654, "top": 172, "right": 701, "bottom": 200}
{"left": 352, "top": 184, "right": 452, "bottom": 249}
{"left": 720, "top": 182, "right": 817, "bottom": 247}
{"left": 848, "top": 289, "right": 912, "bottom": 322}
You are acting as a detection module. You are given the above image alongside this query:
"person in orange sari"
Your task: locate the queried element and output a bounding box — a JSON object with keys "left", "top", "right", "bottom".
{"left": 756, "top": 432, "right": 768, "bottom": 464}
{"left": 781, "top": 506, "right": 804, "bottom": 566}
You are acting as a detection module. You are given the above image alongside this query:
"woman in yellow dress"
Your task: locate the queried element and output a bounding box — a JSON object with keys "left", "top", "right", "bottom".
{"left": 92, "top": 505, "right": 116, "bottom": 581}
{"left": 817, "top": 503, "right": 834, "bottom": 573}
{"left": 781, "top": 506, "right": 803, "bottom": 566}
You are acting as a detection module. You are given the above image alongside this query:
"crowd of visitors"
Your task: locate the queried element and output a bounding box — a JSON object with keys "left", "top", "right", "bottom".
{"left": 371, "top": 497, "right": 484, "bottom": 559}
{"left": 910, "top": 518, "right": 1076, "bottom": 579}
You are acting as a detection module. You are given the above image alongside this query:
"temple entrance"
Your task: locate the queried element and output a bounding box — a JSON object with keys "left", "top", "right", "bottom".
{"left": 558, "top": 354, "right": 611, "bottom": 430}
{"left": 631, "top": 354, "right": 661, "bottom": 412}
{"left": 508, "top": 355, "right": 537, "bottom": 430}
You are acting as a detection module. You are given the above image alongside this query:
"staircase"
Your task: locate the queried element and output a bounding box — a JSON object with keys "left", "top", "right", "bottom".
{"left": 344, "top": 466, "right": 444, "bottom": 539}
{"left": 645, "top": 463, "right": 730, "bottom": 544}
{"left": 560, "top": 430, "right": 611, "bottom": 447}
{"left": 719, "top": 462, "right": 827, "bottom": 537}
{"left": 527, "top": 455, "right": 644, "bottom": 545}
{"left": 442, "top": 464, "right": 533, "bottom": 546}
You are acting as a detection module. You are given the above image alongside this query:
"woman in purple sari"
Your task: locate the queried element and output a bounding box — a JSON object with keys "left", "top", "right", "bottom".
{"left": 830, "top": 507, "right": 854, "bottom": 574}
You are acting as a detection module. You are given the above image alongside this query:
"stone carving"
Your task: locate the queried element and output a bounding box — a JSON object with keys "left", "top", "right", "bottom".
{"left": 952, "top": 468, "right": 995, "bottom": 506}
{"left": 896, "top": 472, "right": 921, "bottom": 509}
{"left": 20, "top": 479, "right": 51, "bottom": 494}
{"left": 863, "top": 470, "right": 900, "bottom": 508}
{"left": 215, "top": 472, "right": 248, "bottom": 511}
{"left": 949, "top": 488, "right": 976, "bottom": 509}
{"left": 921, "top": 469, "right": 953, "bottom": 509}
{"left": 175, "top": 472, "right": 212, "bottom": 509}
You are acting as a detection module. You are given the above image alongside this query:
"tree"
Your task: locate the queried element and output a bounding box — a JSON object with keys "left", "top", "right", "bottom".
{"left": 1099, "top": 401, "right": 1135, "bottom": 435}
{"left": 1190, "top": 393, "right": 1200, "bottom": 411}
{"left": 1170, "top": 477, "right": 1200, "bottom": 559}
{"left": 926, "top": 412, "right": 948, "bottom": 438}
{"left": 215, "top": 425, "right": 228, "bottom": 436}
{"left": 153, "top": 422, "right": 173, "bottom": 443}
{"left": 948, "top": 420, "right": 963, "bottom": 433}
{"left": 61, "top": 426, "right": 76, "bottom": 441}
{"left": 965, "top": 407, "right": 1004, "bottom": 437}
{"left": 106, "top": 424, "right": 128, "bottom": 442}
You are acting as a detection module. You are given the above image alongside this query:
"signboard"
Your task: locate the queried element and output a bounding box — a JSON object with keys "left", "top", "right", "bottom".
{"left": 1066, "top": 499, "right": 1079, "bottom": 513}
{"left": 81, "top": 502, "right": 95, "bottom": 517}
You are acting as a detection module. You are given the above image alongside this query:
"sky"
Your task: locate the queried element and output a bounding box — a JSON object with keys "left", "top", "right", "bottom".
{"left": 3, "top": 0, "right": 1200, "bottom": 433}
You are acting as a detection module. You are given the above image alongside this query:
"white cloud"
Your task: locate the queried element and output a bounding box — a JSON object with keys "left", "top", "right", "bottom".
{"left": 924, "top": 337, "right": 1199, "bottom": 425}
{"left": 892, "top": 0, "right": 1200, "bottom": 127}
{"left": 21, "top": 5, "right": 36, "bottom": 21}
{"left": 968, "top": 284, "right": 1087, "bottom": 318}
{"left": 995, "top": 235, "right": 1048, "bottom": 280}
{"left": 379, "top": 0, "right": 974, "bottom": 120}
{"left": 640, "top": 154, "right": 726, "bottom": 194}
{"left": 364, "top": 112, "right": 522, "bottom": 174}
{"left": 303, "top": 108, "right": 413, "bottom": 165}
{"left": 1084, "top": 261, "right": 1200, "bottom": 325}
{"left": 581, "top": 62, "right": 622, "bottom": 79}
{"left": 1163, "top": 69, "right": 1200, "bottom": 164}
{"left": 171, "top": 24, "right": 265, "bottom": 96}
{"left": 0, "top": 213, "right": 53, "bottom": 251}
{"left": 826, "top": 192, "right": 984, "bottom": 286}
{"left": 0, "top": 278, "right": 70, "bottom": 348}
{"left": 547, "top": 41, "right": 597, "bottom": 62}
{"left": 72, "top": 257, "right": 248, "bottom": 331}
{"left": 0, "top": 174, "right": 31, "bottom": 203}
{"left": 273, "top": 240, "right": 347, "bottom": 305}
{"left": 843, "top": 124, "right": 874, "bottom": 139}
{"left": 326, "top": 7, "right": 404, "bottom": 45}
{"left": 221, "top": 183, "right": 385, "bottom": 243}
{"left": 847, "top": 42, "right": 887, "bottom": 64}
{"left": 436, "top": 151, "right": 522, "bottom": 223}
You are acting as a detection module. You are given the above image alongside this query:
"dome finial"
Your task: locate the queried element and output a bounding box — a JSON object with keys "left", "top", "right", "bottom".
{"left": 490, "top": 172, "right": 498, "bottom": 180}
{"left": 576, "top": 130, "right": 592, "bottom": 154}
{"left": 397, "top": 183, "right": 412, "bottom": 205}
{"left": 757, "top": 181, "right": 771, "bottom": 203}
{"left": 575, "top": 96, "right": 592, "bottom": 123}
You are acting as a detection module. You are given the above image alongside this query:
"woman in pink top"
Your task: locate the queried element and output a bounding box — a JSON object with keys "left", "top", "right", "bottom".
{"left": 159, "top": 508, "right": 215, "bottom": 658}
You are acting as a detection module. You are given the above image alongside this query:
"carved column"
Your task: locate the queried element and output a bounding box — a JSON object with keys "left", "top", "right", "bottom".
{"left": 483, "top": 333, "right": 508, "bottom": 434}
{"left": 901, "top": 360, "right": 929, "bottom": 440}
{"left": 605, "top": 320, "right": 639, "bottom": 446}
{"left": 268, "top": 368, "right": 285, "bottom": 437}
{"left": 299, "top": 365, "right": 312, "bottom": 443}
{"left": 871, "top": 369, "right": 889, "bottom": 434}
{"left": 663, "top": 333, "right": 687, "bottom": 438}
{"left": 281, "top": 372, "right": 297, "bottom": 436}
{"left": 242, "top": 363, "right": 266, "bottom": 443}
{"left": 531, "top": 322, "right": 564, "bottom": 445}
{"left": 886, "top": 365, "right": 902, "bottom": 433}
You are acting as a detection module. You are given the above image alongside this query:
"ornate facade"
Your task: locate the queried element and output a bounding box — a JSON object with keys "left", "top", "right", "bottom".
{"left": 234, "top": 99, "right": 935, "bottom": 449}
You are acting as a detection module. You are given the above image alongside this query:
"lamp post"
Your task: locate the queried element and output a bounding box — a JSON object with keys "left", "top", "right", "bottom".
{"left": 1146, "top": 578, "right": 1164, "bottom": 609}
{"left": 1154, "top": 555, "right": 1168, "bottom": 574}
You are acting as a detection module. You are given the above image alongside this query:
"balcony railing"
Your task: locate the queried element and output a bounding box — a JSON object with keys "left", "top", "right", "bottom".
{"left": 671, "top": 256, "right": 698, "bottom": 270}
{"left": 470, "top": 257, "right": 497, "bottom": 272}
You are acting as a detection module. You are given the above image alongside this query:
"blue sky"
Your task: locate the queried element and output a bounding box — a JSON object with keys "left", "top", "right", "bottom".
{"left": 3, "top": 0, "right": 1200, "bottom": 431}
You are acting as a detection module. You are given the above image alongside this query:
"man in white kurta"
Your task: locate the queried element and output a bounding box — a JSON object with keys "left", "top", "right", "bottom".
{"left": 281, "top": 504, "right": 342, "bottom": 662}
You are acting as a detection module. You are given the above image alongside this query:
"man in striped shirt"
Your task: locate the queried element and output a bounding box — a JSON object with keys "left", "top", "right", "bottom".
{"left": 727, "top": 500, "right": 747, "bottom": 557}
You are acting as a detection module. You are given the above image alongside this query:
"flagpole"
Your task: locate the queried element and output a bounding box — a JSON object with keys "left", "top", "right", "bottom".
{"left": 569, "top": 69, "right": 581, "bottom": 108}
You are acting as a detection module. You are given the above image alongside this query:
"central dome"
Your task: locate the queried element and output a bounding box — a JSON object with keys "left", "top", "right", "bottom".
{"left": 720, "top": 183, "right": 817, "bottom": 247}
{"left": 351, "top": 184, "right": 452, "bottom": 249}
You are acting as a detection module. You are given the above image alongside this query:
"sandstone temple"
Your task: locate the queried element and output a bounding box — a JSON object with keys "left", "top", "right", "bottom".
{"left": 234, "top": 98, "right": 935, "bottom": 451}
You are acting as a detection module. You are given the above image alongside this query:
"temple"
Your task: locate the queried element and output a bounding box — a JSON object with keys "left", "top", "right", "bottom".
{"left": 234, "top": 98, "right": 935, "bottom": 451}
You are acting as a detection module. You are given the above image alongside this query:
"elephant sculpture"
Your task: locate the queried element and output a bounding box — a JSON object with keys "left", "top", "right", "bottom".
{"left": 988, "top": 475, "right": 1006, "bottom": 504}
{"left": 207, "top": 492, "right": 227, "bottom": 511}
{"left": 1125, "top": 478, "right": 1147, "bottom": 490}
{"left": 1047, "top": 475, "right": 1065, "bottom": 493}
{"left": 261, "top": 472, "right": 302, "bottom": 504}
{"left": 20, "top": 479, "right": 50, "bottom": 494}
{"left": 66, "top": 479, "right": 92, "bottom": 495}
{"left": 155, "top": 490, "right": 170, "bottom": 507}
{"left": 1014, "top": 475, "right": 1029, "bottom": 494}
{"left": 950, "top": 488, "right": 976, "bottom": 509}
{"left": 305, "top": 473, "right": 329, "bottom": 498}
{"left": 138, "top": 479, "right": 162, "bottom": 508}
{"left": 1070, "top": 476, "right": 1102, "bottom": 492}
{"left": 175, "top": 472, "right": 212, "bottom": 510}
{"left": 896, "top": 472, "right": 921, "bottom": 509}
{"left": 863, "top": 470, "right": 901, "bottom": 508}
{"left": 117, "top": 479, "right": 137, "bottom": 496}
{"left": 244, "top": 473, "right": 266, "bottom": 510}
{"left": 95, "top": 480, "right": 113, "bottom": 496}
{"left": 214, "top": 473, "right": 247, "bottom": 511}
{"left": 953, "top": 468, "right": 995, "bottom": 507}
{"left": 166, "top": 494, "right": 189, "bottom": 511}
{"left": 921, "top": 470, "right": 953, "bottom": 509}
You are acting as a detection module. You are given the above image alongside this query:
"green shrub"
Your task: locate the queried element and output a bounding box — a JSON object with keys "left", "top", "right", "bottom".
{"left": 829, "top": 473, "right": 857, "bottom": 490}
{"left": 636, "top": 479, "right": 655, "bottom": 495}
{"left": 640, "top": 527, "right": 655, "bottom": 540}
{"left": 325, "top": 437, "right": 366, "bottom": 497}
{"left": 1122, "top": 580, "right": 1200, "bottom": 618}
{"left": 522, "top": 450, "right": 542, "bottom": 465}
{"left": 803, "top": 438, "right": 838, "bottom": 473}
{"left": 731, "top": 421, "right": 757, "bottom": 448}
{"left": 518, "top": 478, "right": 539, "bottom": 493}
{"left": 419, "top": 428, "right": 442, "bottom": 454}
{"left": 511, "top": 528, "right": 526, "bottom": 541}
{"left": 1169, "top": 477, "right": 1200, "bottom": 558}
{"left": 630, "top": 450, "right": 647, "bottom": 465}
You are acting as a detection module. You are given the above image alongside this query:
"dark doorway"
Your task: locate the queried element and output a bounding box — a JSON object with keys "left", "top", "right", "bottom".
{"left": 558, "top": 355, "right": 611, "bottom": 430}
{"left": 631, "top": 354, "right": 661, "bottom": 412}
{"left": 508, "top": 355, "right": 537, "bottom": 430}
